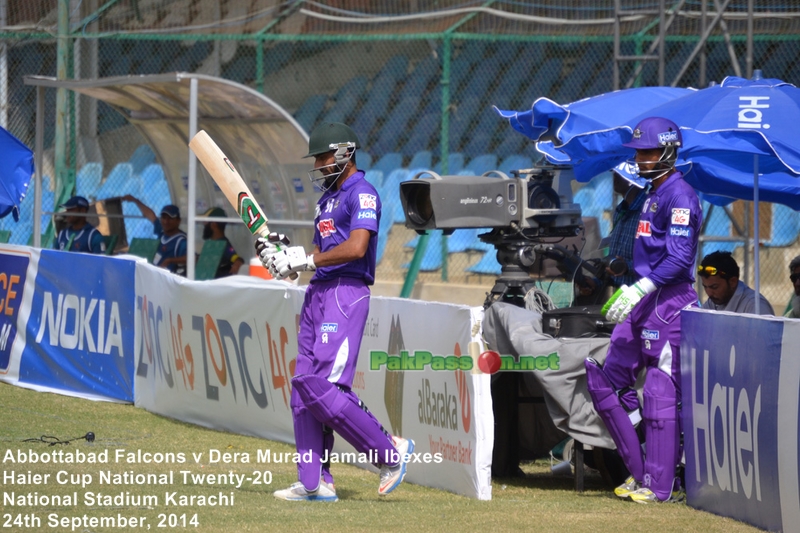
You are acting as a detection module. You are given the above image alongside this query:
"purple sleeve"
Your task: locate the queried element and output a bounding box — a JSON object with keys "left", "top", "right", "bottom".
{"left": 646, "top": 192, "right": 701, "bottom": 287}
{"left": 348, "top": 188, "right": 380, "bottom": 234}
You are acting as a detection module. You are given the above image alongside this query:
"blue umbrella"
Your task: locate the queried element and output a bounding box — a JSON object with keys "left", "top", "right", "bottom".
{"left": 0, "top": 126, "right": 34, "bottom": 222}
{"left": 494, "top": 86, "right": 695, "bottom": 181}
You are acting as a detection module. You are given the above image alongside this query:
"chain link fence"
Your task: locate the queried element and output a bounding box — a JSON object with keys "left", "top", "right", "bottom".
{"left": 2, "top": 1, "right": 800, "bottom": 309}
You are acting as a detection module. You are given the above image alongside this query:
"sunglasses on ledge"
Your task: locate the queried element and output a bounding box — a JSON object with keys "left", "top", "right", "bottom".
{"left": 698, "top": 265, "right": 726, "bottom": 277}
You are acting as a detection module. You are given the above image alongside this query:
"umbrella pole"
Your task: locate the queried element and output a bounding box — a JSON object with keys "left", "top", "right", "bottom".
{"left": 753, "top": 154, "right": 760, "bottom": 315}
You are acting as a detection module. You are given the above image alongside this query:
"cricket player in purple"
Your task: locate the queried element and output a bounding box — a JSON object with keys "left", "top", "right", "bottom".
{"left": 256, "top": 122, "right": 414, "bottom": 502}
{"left": 584, "top": 117, "right": 701, "bottom": 503}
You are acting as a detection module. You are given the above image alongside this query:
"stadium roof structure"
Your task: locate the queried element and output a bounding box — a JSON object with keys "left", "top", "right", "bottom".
{"left": 24, "top": 73, "right": 313, "bottom": 278}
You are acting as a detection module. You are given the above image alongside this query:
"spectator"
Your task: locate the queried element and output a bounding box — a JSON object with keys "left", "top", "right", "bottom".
{"left": 699, "top": 251, "right": 773, "bottom": 314}
{"left": 604, "top": 162, "right": 649, "bottom": 288}
{"left": 55, "top": 195, "right": 106, "bottom": 254}
{"left": 784, "top": 255, "right": 800, "bottom": 318}
{"left": 122, "top": 195, "right": 187, "bottom": 276}
{"left": 201, "top": 207, "right": 243, "bottom": 278}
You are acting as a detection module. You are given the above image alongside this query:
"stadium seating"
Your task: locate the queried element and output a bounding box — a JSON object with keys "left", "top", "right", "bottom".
{"left": 358, "top": 152, "right": 373, "bottom": 171}
{"left": 373, "top": 95, "right": 422, "bottom": 154}
{"left": 402, "top": 230, "right": 443, "bottom": 271}
{"left": 766, "top": 203, "right": 800, "bottom": 247}
{"left": 371, "top": 153, "right": 404, "bottom": 176}
{"left": 466, "top": 250, "right": 502, "bottom": 277}
{"left": 129, "top": 144, "right": 157, "bottom": 175}
{"left": 403, "top": 113, "right": 439, "bottom": 157}
{"left": 76, "top": 162, "right": 103, "bottom": 199}
{"left": 127, "top": 237, "right": 159, "bottom": 263}
{"left": 464, "top": 153, "right": 498, "bottom": 175}
{"left": 700, "top": 202, "right": 737, "bottom": 256}
{"left": 433, "top": 152, "right": 464, "bottom": 175}
{"left": 498, "top": 154, "right": 533, "bottom": 175}
{"left": 95, "top": 163, "right": 135, "bottom": 200}
{"left": 408, "top": 151, "right": 433, "bottom": 171}
{"left": 294, "top": 94, "right": 328, "bottom": 133}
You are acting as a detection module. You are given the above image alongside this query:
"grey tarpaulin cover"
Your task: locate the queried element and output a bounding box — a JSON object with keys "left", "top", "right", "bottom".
{"left": 483, "top": 302, "right": 615, "bottom": 449}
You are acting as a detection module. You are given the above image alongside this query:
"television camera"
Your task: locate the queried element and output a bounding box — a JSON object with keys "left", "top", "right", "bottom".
{"left": 399, "top": 165, "right": 614, "bottom": 308}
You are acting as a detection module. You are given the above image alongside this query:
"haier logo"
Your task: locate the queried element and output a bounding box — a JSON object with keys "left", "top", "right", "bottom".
{"left": 357, "top": 210, "right": 377, "bottom": 220}
{"left": 669, "top": 226, "right": 692, "bottom": 237}
{"left": 738, "top": 96, "right": 770, "bottom": 129}
{"left": 690, "top": 345, "right": 762, "bottom": 500}
{"left": 320, "top": 323, "right": 338, "bottom": 333}
{"left": 641, "top": 329, "right": 659, "bottom": 340}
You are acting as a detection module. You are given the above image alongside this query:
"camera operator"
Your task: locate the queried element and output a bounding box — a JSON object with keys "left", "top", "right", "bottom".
{"left": 603, "top": 162, "right": 648, "bottom": 289}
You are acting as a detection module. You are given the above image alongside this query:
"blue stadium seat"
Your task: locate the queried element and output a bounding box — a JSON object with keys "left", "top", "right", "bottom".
{"left": 403, "top": 113, "right": 439, "bottom": 156}
{"left": 372, "top": 153, "right": 404, "bottom": 176}
{"left": 408, "top": 151, "right": 433, "bottom": 171}
{"left": 323, "top": 76, "right": 368, "bottom": 124}
{"left": 464, "top": 154, "right": 498, "bottom": 175}
{"left": 403, "top": 55, "right": 439, "bottom": 98}
{"left": 433, "top": 152, "right": 464, "bottom": 175}
{"left": 373, "top": 95, "right": 422, "bottom": 154}
{"left": 767, "top": 204, "right": 800, "bottom": 247}
{"left": 76, "top": 162, "right": 103, "bottom": 200}
{"left": 374, "top": 55, "right": 409, "bottom": 86}
{"left": 294, "top": 94, "right": 328, "bottom": 133}
{"left": 494, "top": 135, "right": 529, "bottom": 160}
{"left": 498, "top": 154, "right": 533, "bottom": 175}
{"left": 129, "top": 144, "right": 157, "bottom": 175}
{"left": 449, "top": 96, "right": 481, "bottom": 150}
{"left": 364, "top": 169, "right": 383, "bottom": 189}
{"left": 358, "top": 152, "right": 373, "bottom": 171}
{"left": 466, "top": 250, "right": 501, "bottom": 276}
{"left": 376, "top": 197, "right": 394, "bottom": 265}
{"left": 460, "top": 132, "right": 491, "bottom": 159}
{"left": 700, "top": 202, "right": 737, "bottom": 256}
{"left": 380, "top": 168, "right": 413, "bottom": 224}
{"left": 460, "top": 62, "right": 502, "bottom": 99}
{"left": 95, "top": 163, "right": 135, "bottom": 200}
{"left": 447, "top": 228, "right": 493, "bottom": 253}
{"left": 402, "top": 230, "right": 443, "bottom": 271}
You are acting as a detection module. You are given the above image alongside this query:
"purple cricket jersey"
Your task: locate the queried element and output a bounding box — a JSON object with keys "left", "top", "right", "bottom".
{"left": 311, "top": 171, "right": 380, "bottom": 285}
{"left": 633, "top": 171, "right": 702, "bottom": 287}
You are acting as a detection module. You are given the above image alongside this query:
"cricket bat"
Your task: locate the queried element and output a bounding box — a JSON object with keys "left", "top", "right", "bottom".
{"left": 189, "top": 130, "right": 296, "bottom": 279}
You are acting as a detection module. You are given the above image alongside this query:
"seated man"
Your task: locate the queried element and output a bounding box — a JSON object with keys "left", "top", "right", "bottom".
{"left": 201, "top": 207, "right": 243, "bottom": 278}
{"left": 699, "top": 251, "right": 773, "bottom": 315}
{"left": 122, "top": 195, "right": 187, "bottom": 276}
{"left": 785, "top": 255, "right": 800, "bottom": 318}
{"left": 55, "top": 195, "right": 106, "bottom": 254}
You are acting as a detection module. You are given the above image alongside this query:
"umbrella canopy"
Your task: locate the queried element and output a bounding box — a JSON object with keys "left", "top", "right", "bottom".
{"left": 494, "top": 86, "right": 695, "bottom": 181}
{"left": 0, "top": 126, "right": 34, "bottom": 221}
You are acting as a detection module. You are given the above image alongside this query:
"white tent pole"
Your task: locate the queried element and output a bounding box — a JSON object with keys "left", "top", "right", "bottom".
{"left": 187, "top": 78, "right": 198, "bottom": 279}
{"left": 753, "top": 154, "right": 760, "bottom": 315}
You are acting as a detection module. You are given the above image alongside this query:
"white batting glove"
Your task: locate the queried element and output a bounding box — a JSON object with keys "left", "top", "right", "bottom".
{"left": 255, "top": 233, "right": 290, "bottom": 268}
{"left": 267, "top": 246, "right": 316, "bottom": 280}
{"left": 602, "top": 277, "right": 657, "bottom": 323}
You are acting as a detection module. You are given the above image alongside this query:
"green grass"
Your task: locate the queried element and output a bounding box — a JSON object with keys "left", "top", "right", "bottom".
{"left": 0, "top": 383, "right": 762, "bottom": 533}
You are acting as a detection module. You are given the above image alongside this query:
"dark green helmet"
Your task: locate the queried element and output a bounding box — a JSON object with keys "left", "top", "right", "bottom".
{"left": 305, "top": 122, "right": 360, "bottom": 158}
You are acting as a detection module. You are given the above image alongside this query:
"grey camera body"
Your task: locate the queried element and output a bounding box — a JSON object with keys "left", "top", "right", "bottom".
{"left": 400, "top": 166, "right": 583, "bottom": 234}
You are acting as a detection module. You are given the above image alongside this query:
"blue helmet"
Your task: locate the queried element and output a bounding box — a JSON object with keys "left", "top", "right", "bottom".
{"left": 624, "top": 117, "right": 681, "bottom": 181}
{"left": 624, "top": 117, "right": 682, "bottom": 150}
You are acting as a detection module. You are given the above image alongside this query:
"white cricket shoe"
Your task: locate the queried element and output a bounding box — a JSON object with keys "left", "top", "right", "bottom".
{"left": 274, "top": 480, "right": 338, "bottom": 502}
{"left": 379, "top": 436, "right": 415, "bottom": 496}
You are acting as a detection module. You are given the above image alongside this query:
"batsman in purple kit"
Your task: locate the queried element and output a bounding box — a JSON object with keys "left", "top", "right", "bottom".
{"left": 584, "top": 117, "right": 701, "bottom": 503}
{"left": 255, "top": 122, "right": 414, "bottom": 502}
